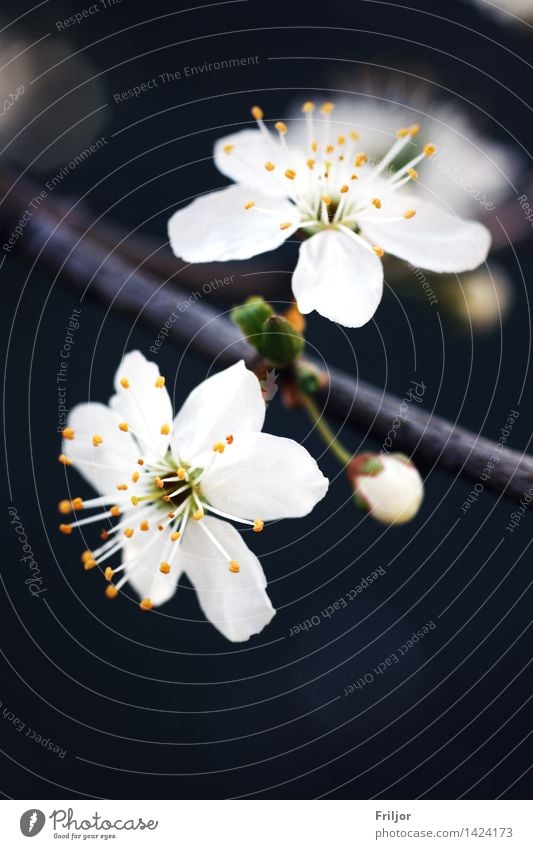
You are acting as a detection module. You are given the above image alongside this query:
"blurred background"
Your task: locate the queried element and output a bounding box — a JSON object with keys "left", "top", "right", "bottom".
{"left": 1, "top": 0, "right": 533, "bottom": 799}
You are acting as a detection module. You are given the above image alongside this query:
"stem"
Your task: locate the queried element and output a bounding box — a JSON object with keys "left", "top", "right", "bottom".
{"left": 1, "top": 168, "right": 532, "bottom": 508}
{"left": 300, "top": 393, "right": 352, "bottom": 466}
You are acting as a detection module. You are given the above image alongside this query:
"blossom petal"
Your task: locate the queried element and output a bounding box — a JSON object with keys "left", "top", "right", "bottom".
{"left": 123, "top": 530, "right": 183, "bottom": 607}
{"left": 64, "top": 402, "right": 138, "bottom": 496}
{"left": 201, "top": 432, "right": 329, "bottom": 521}
{"left": 292, "top": 229, "right": 384, "bottom": 327}
{"left": 360, "top": 194, "right": 491, "bottom": 273}
{"left": 109, "top": 350, "right": 173, "bottom": 463}
{"left": 173, "top": 361, "right": 265, "bottom": 462}
{"left": 214, "top": 129, "right": 290, "bottom": 197}
{"left": 181, "top": 516, "right": 275, "bottom": 642}
{"left": 167, "top": 184, "right": 298, "bottom": 263}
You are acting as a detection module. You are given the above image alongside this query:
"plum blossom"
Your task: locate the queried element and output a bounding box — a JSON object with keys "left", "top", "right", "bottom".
{"left": 58, "top": 352, "right": 328, "bottom": 642}
{"left": 349, "top": 453, "right": 424, "bottom": 525}
{"left": 168, "top": 102, "right": 491, "bottom": 328}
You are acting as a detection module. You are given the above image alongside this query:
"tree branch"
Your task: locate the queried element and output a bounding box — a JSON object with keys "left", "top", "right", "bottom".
{"left": 1, "top": 168, "right": 532, "bottom": 508}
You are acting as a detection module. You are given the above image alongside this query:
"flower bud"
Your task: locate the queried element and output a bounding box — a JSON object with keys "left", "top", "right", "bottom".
{"left": 255, "top": 315, "right": 305, "bottom": 366}
{"left": 348, "top": 453, "right": 424, "bottom": 525}
{"left": 231, "top": 296, "right": 274, "bottom": 340}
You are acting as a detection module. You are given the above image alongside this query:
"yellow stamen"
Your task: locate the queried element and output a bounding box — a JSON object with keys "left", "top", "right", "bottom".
{"left": 118, "top": 422, "right": 129, "bottom": 432}
{"left": 58, "top": 453, "right": 72, "bottom": 465}
{"left": 350, "top": 174, "right": 358, "bottom": 181}
{"left": 177, "top": 468, "right": 186, "bottom": 480}
{"left": 409, "top": 124, "right": 420, "bottom": 137}
{"left": 251, "top": 105, "right": 263, "bottom": 121}
{"left": 280, "top": 222, "right": 292, "bottom": 231}
{"left": 311, "top": 141, "right": 318, "bottom": 153}
{"left": 301, "top": 101, "right": 315, "bottom": 113}
{"left": 404, "top": 209, "right": 417, "bottom": 219}
{"left": 244, "top": 201, "right": 255, "bottom": 210}
{"left": 159, "top": 562, "right": 171, "bottom": 574}
{"left": 59, "top": 524, "right": 72, "bottom": 535}
{"left": 104, "top": 567, "right": 114, "bottom": 581}
{"left": 306, "top": 158, "right": 315, "bottom": 170}
{"left": 100, "top": 529, "right": 109, "bottom": 541}
{"left": 116, "top": 483, "right": 128, "bottom": 491}
{"left": 140, "top": 520, "right": 149, "bottom": 531}
{"left": 155, "top": 477, "right": 164, "bottom": 488}
{"left": 137, "top": 458, "right": 144, "bottom": 466}
{"left": 123, "top": 528, "right": 134, "bottom": 538}
{"left": 275, "top": 121, "right": 287, "bottom": 135}
{"left": 132, "top": 471, "right": 140, "bottom": 483}
{"left": 158, "top": 524, "right": 164, "bottom": 531}
{"left": 223, "top": 144, "right": 234, "bottom": 155}
{"left": 120, "top": 377, "right": 130, "bottom": 389}
{"left": 81, "top": 550, "right": 93, "bottom": 563}
{"left": 423, "top": 143, "right": 436, "bottom": 157}
{"left": 62, "top": 428, "right": 75, "bottom": 440}
{"left": 192, "top": 509, "right": 204, "bottom": 521}
{"left": 349, "top": 130, "right": 359, "bottom": 141}
{"left": 371, "top": 197, "right": 382, "bottom": 209}
{"left": 110, "top": 506, "right": 121, "bottom": 517}
{"left": 337, "top": 135, "right": 346, "bottom": 145}
{"left": 92, "top": 434, "right": 103, "bottom": 447}
{"left": 168, "top": 512, "right": 176, "bottom": 519}
{"left": 130, "top": 496, "right": 139, "bottom": 506}
{"left": 155, "top": 376, "right": 165, "bottom": 388}
{"left": 355, "top": 153, "right": 368, "bottom": 167}
{"left": 226, "top": 434, "right": 234, "bottom": 444}
{"left": 160, "top": 423, "right": 170, "bottom": 435}
{"left": 105, "top": 584, "right": 118, "bottom": 599}
{"left": 407, "top": 168, "right": 418, "bottom": 180}
{"left": 373, "top": 246, "right": 385, "bottom": 257}
{"left": 340, "top": 184, "right": 349, "bottom": 194}
{"left": 83, "top": 558, "right": 97, "bottom": 571}
{"left": 58, "top": 500, "right": 72, "bottom": 515}
{"left": 71, "top": 497, "right": 84, "bottom": 511}
{"left": 264, "top": 161, "right": 275, "bottom": 171}
{"left": 325, "top": 144, "right": 335, "bottom": 154}
{"left": 322, "top": 195, "right": 332, "bottom": 206}
{"left": 285, "top": 169, "right": 296, "bottom": 180}
{"left": 229, "top": 560, "right": 240, "bottom": 573}
{"left": 396, "top": 127, "right": 409, "bottom": 138}
{"left": 253, "top": 519, "right": 264, "bottom": 533}
{"left": 170, "top": 531, "right": 180, "bottom": 542}
{"left": 213, "top": 442, "right": 225, "bottom": 454}
{"left": 321, "top": 102, "right": 334, "bottom": 114}
{"left": 139, "top": 598, "right": 153, "bottom": 611}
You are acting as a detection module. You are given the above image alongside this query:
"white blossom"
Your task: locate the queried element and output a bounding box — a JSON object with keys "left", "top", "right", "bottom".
{"left": 58, "top": 353, "right": 328, "bottom": 642}
{"left": 168, "top": 101, "right": 491, "bottom": 328}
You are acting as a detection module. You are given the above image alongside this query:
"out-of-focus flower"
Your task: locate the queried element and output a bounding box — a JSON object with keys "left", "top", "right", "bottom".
{"left": 58, "top": 353, "right": 328, "bottom": 642}
{"left": 441, "top": 263, "right": 513, "bottom": 330}
{"left": 469, "top": 0, "right": 533, "bottom": 24}
{"left": 168, "top": 102, "right": 490, "bottom": 328}
{"left": 348, "top": 453, "right": 424, "bottom": 525}
{"left": 0, "top": 38, "right": 106, "bottom": 172}
{"left": 314, "top": 93, "right": 518, "bottom": 218}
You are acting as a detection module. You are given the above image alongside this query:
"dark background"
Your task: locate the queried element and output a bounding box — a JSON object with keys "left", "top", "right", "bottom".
{"left": 1, "top": 0, "right": 533, "bottom": 799}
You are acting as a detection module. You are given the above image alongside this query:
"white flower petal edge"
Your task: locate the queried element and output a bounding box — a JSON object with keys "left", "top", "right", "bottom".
{"left": 181, "top": 517, "right": 275, "bottom": 642}
{"left": 360, "top": 194, "right": 491, "bottom": 274}
{"left": 201, "top": 432, "right": 329, "bottom": 520}
{"left": 168, "top": 102, "right": 492, "bottom": 328}
{"left": 172, "top": 360, "right": 266, "bottom": 461}
{"left": 167, "top": 184, "right": 298, "bottom": 263}
{"left": 292, "top": 229, "right": 384, "bottom": 327}
{"left": 58, "top": 352, "right": 328, "bottom": 641}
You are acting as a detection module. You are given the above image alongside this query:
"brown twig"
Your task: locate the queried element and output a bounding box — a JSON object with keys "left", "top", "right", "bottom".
{"left": 1, "top": 168, "right": 532, "bottom": 508}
